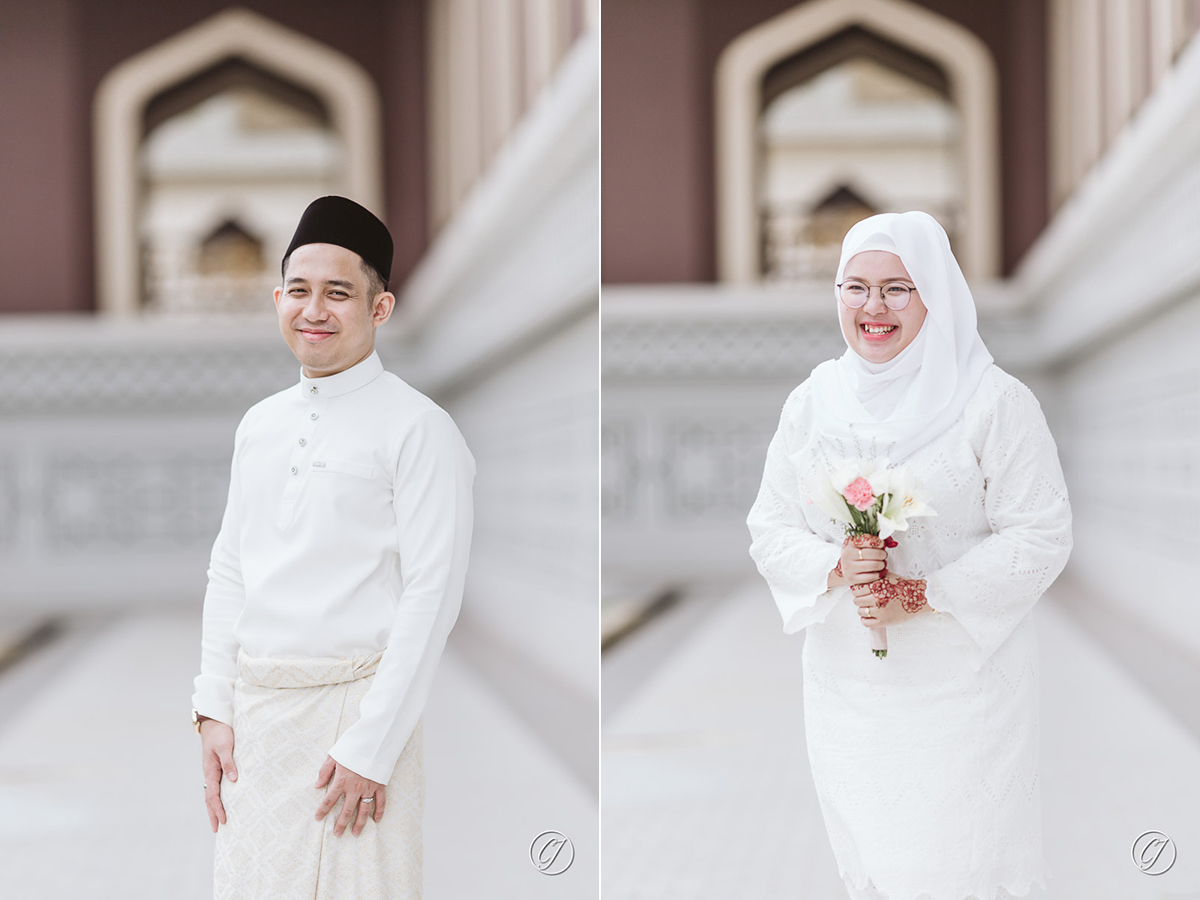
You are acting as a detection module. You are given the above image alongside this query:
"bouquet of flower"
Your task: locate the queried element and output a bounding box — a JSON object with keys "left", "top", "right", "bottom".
{"left": 811, "top": 458, "right": 936, "bottom": 657}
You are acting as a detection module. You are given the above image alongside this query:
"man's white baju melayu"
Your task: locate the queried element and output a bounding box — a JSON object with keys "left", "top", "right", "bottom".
{"left": 748, "top": 213, "right": 1072, "bottom": 900}
{"left": 192, "top": 350, "right": 474, "bottom": 899}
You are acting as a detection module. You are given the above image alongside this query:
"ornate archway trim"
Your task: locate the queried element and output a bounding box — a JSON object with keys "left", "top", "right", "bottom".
{"left": 715, "top": 0, "right": 1000, "bottom": 282}
{"left": 94, "top": 7, "right": 384, "bottom": 315}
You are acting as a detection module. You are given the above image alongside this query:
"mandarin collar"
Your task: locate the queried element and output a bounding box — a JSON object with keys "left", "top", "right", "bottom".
{"left": 298, "top": 350, "right": 384, "bottom": 399}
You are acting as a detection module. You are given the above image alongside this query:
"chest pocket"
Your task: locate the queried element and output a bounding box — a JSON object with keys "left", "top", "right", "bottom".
{"left": 312, "top": 459, "right": 376, "bottom": 480}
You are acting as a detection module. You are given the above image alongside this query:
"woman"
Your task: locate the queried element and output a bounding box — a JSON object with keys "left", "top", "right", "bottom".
{"left": 747, "top": 211, "right": 1071, "bottom": 900}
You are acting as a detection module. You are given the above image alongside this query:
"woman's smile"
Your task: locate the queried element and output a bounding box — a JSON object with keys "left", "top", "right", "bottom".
{"left": 838, "top": 250, "right": 928, "bottom": 362}
{"left": 859, "top": 320, "right": 898, "bottom": 341}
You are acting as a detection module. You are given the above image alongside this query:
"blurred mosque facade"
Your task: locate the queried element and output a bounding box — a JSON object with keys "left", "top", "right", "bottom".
{"left": 602, "top": 0, "right": 1200, "bottom": 684}
{"left": 0, "top": 0, "right": 598, "bottom": 786}
{"left": 139, "top": 82, "right": 342, "bottom": 314}
{"left": 759, "top": 53, "right": 964, "bottom": 282}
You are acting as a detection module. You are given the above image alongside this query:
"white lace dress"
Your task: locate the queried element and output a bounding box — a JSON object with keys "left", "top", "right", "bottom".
{"left": 747, "top": 364, "right": 1072, "bottom": 900}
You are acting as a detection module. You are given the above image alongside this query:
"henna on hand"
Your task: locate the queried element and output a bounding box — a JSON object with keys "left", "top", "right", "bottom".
{"left": 836, "top": 533, "right": 888, "bottom": 588}
{"left": 845, "top": 534, "right": 885, "bottom": 551}
{"left": 865, "top": 576, "right": 928, "bottom": 614}
{"left": 834, "top": 534, "right": 884, "bottom": 584}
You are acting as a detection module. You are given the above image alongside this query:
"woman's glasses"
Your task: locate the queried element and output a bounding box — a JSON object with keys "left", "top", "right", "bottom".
{"left": 837, "top": 280, "right": 915, "bottom": 310}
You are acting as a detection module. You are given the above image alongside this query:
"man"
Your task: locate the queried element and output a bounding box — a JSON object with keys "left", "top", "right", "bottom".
{"left": 190, "top": 196, "right": 474, "bottom": 898}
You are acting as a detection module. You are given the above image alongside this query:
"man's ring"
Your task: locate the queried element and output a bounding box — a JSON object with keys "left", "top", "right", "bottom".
{"left": 858, "top": 549, "right": 863, "bottom": 560}
{"left": 359, "top": 796, "right": 374, "bottom": 803}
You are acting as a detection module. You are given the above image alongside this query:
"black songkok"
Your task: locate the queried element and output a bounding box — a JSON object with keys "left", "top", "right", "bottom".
{"left": 283, "top": 196, "right": 393, "bottom": 288}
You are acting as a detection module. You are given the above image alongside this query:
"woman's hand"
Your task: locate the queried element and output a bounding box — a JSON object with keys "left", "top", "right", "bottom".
{"left": 829, "top": 534, "right": 887, "bottom": 588}
{"left": 851, "top": 574, "right": 930, "bottom": 627}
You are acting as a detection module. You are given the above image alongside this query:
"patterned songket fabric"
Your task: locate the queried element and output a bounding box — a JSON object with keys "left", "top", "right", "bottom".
{"left": 213, "top": 648, "right": 424, "bottom": 899}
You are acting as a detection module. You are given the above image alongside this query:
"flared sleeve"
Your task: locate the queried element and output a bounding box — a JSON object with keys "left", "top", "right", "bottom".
{"left": 748, "top": 388, "right": 845, "bottom": 634}
{"left": 924, "top": 375, "right": 1072, "bottom": 670}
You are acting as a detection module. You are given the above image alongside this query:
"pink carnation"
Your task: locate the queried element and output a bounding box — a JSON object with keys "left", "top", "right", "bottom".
{"left": 842, "top": 476, "right": 876, "bottom": 511}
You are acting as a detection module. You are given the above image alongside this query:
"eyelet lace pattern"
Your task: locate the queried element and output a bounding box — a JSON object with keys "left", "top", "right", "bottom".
{"left": 747, "top": 365, "right": 1072, "bottom": 900}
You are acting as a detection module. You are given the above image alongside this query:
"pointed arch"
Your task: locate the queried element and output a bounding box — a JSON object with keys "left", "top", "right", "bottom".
{"left": 715, "top": 0, "right": 1000, "bottom": 282}
{"left": 93, "top": 7, "right": 383, "bottom": 315}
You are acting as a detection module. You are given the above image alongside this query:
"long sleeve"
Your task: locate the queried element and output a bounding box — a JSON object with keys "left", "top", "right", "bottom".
{"left": 924, "top": 378, "right": 1072, "bottom": 671}
{"left": 191, "top": 415, "right": 249, "bottom": 726}
{"left": 748, "top": 393, "right": 844, "bottom": 634}
{"left": 327, "top": 407, "right": 475, "bottom": 783}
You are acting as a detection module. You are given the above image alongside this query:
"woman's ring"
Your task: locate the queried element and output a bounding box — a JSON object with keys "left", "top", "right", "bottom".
{"left": 359, "top": 796, "right": 374, "bottom": 803}
{"left": 858, "top": 549, "right": 863, "bottom": 560}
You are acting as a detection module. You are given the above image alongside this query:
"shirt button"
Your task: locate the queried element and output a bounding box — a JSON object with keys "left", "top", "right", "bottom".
{"left": 310, "top": 386, "right": 318, "bottom": 395}
{"left": 310, "top": 412, "right": 318, "bottom": 420}
{"left": 290, "top": 466, "right": 297, "bottom": 475}
{"left": 298, "top": 438, "right": 306, "bottom": 446}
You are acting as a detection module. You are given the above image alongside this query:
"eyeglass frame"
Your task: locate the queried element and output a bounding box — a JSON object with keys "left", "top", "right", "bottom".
{"left": 836, "top": 279, "right": 918, "bottom": 311}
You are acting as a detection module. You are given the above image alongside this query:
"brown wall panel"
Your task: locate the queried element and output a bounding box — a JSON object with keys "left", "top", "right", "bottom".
{"left": 384, "top": 0, "right": 429, "bottom": 289}
{"left": 0, "top": 0, "right": 86, "bottom": 313}
{"left": 999, "top": 0, "right": 1048, "bottom": 274}
{"left": 601, "top": 0, "right": 708, "bottom": 283}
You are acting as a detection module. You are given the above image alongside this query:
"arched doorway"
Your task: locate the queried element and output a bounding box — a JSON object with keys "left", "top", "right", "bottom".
{"left": 715, "top": 0, "right": 999, "bottom": 283}
{"left": 138, "top": 62, "right": 340, "bottom": 313}
{"left": 93, "top": 8, "right": 383, "bottom": 316}
{"left": 758, "top": 29, "right": 963, "bottom": 281}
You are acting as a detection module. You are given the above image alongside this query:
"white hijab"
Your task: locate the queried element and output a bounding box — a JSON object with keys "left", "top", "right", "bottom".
{"left": 808, "top": 211, "right": 993, "bottom": 463}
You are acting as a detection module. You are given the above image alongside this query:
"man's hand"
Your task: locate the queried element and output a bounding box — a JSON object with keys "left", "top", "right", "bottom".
{"left": 315, "top": 756, "right": 386, "bottom": 837}
{"left": 200, "top": 719, "right": 238, "bottom": 833}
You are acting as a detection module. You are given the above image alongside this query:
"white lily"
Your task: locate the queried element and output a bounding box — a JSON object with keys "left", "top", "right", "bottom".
{"left": 866, "top": 457, "right": 893, "bottom": 498}
{"left": 877, "top": 465, "right": 937, "bottom": 537}
{"left": 809, "top": 471, "right": 855, "bottom": 525}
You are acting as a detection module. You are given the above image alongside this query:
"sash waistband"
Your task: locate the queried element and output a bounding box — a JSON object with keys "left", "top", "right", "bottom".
{"left": 236, "top": 646, "right": 385, "bottom": 688}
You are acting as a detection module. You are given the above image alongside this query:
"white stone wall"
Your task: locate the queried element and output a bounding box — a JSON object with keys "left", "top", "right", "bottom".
{"left": 396, "top": 28, "right": 597, "bottom": 699}
{"left": 1018, "top": 33, "right": 1200, "bottom": 664}
{"left": 1055, "top": 293, "right": 1200, "bottom": 656}
{"left": 447, "top": 309, "right": 597, "bottom": 698}
{"left": 393, "top": 31, "right": 599, "bottom": 782}
{"left": 0, "top": 319, "right": 300, "bottom": 605}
